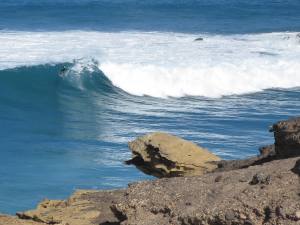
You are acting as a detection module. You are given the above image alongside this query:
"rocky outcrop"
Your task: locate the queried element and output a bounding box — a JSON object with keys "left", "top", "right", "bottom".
{"left": 215, "top": 115, "right": 300, "bottom": 172}
{"left": 292, "top": 159, "right": 300, "bottom": 175}
{"left": 215, "top": 145, "right": 276, "bottom": 172}
{"left": 272, "top": 117, "right": 300, "bottom": 158}
{"left": 17, "top": 189, "right": 125, "bottom": 225}
{"left": 126, "top": 132, "right": 221, "bottom": 177}
{"left": 5, "top": 157, "right": 299, "bottom": 225}
{"left": 113, "top": 157, "right": 300, "bottom": 225}
{"left": 0, "top": 215, "right": 43, "bottom": 225}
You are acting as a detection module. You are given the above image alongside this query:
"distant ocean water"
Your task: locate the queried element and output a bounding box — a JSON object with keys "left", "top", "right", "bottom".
{"left": 0, "top": 0, "right": 300, "bottom": 214}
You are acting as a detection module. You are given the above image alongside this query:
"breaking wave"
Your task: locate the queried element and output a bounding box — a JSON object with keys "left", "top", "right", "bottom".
{"left": 0, "top": 30, "right": 300, "bottom": 98}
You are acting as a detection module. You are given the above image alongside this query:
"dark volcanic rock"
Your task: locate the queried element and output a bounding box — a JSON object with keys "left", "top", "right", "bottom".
{"left": 272, "top": 117, "right": 300, "bottom": 158}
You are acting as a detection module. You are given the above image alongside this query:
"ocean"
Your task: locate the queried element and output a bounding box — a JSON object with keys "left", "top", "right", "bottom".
{"left": 0, "top": 0, "right": 300, "bottom": 214}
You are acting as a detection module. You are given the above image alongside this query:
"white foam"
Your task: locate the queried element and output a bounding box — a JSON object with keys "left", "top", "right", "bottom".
{"left": 0, "top": 30, "right": 300, "bottom": 97}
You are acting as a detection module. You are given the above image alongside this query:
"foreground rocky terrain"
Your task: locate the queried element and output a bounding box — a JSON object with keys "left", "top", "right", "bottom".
{"left": 1, "top": 117, "right": 300, "bottom": 225}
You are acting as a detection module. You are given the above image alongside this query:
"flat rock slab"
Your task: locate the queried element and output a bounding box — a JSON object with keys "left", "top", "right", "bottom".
{"left": 17, "top": 189, "right": 125, "bottom": 225}
{"left": 127, "top": 132, "right": 221, "bottom": 177}
{"left": 0, "top": 215, "right": 43, "bottom": 225}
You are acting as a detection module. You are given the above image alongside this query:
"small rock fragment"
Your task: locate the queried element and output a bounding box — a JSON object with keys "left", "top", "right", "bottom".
{"left": 291, "top": 159, "right": 300, "bottom": 175}
{"left": 250, "top": 173, "right": 271, "bottom": 185}
{"left": 194, "top": 37, "right": 204, "bottom": 41}
{"left": 295, "top": 211, "right": 300, "bottom": 221}
{"left": 215, "top": 175, "right": 222, "bottom": 182}
{"left": 259, "top": 145, "right": 275, "bottom": 157}
{"left": 275, "top": 206, "right": 285, "bottom": 218}
{"left": 239, "top": 213, "right": 247, "bottom": 220}
{"left": 239, "top": 177, "right": 248, "bottom": 182}
{"left": 244, "top": 220, "right": 255, "bottom": 225}
{"left": 225, "top": 211, "right": 236, "bottom": 220}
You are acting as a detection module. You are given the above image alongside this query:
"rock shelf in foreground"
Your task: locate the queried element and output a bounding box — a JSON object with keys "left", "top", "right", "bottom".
{"left": 2, "top": 157, "right": 300, "bottom": 225}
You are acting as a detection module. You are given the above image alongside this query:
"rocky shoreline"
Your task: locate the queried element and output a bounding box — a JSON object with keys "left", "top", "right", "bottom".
{"left": 1, "top": 117, "right": 300, "bottom": 225}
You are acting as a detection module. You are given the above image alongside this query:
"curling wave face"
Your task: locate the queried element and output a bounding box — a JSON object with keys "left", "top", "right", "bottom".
{"left": 0, "top": 31, "right": 300, "bottom": 98}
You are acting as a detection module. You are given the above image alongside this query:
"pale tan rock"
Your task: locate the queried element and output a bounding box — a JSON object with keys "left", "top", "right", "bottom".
{"left": 127, "top": 132, "right": 221, "bottom": 177}
{"left": 0, "top": 215, "right": 42, "bottom": 225}
{"left": 16, "top": 189, "right": 125, "bottom": 225}
{"left": 295, "top": 211, "right": 300, "bottom": 220}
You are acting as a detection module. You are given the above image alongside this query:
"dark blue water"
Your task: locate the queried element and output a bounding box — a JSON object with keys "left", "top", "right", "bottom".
{"left": 1, "top": 0, "right": 300, "bottom": 33}
{"left": 1, "top": 0, "right": 300, "bottom": 214}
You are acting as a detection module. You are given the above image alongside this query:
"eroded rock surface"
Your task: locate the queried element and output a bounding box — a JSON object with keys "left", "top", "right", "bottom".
{"left": 1, "top": 158, "right": 299, "bottom": 225}
{"left": 126, "top": 132, "right": 221, "bottom": 177}
{"left": 17, "top": 189, "right": 125, "bottom": 225}
{"left": 0, "top": 215, "right": 43, "bottom": 225}
{"left": 114, "top": 157, "right": 300, "bottom": 225}
{"left": 272, "top": 117, "right": 300, "bottom": 158}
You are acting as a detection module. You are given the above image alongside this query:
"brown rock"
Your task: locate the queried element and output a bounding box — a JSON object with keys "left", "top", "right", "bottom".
{"left": 272, "top": 117, "right": 300, "bottom": 158}
{"left": 291, "top": 159, "right": 300, "bottom": 175}
{"left": 215, "top": 144, "right": 276, "bottom": 172}
{"left": 2, "top": 157, "right": 299, "bottom": 225}
{"left": 126, "top": 132, "right": 221, "bottom": 177}
{"left": 259, "top": 144, "right": 275, "bottom": 157}
{"left": 249, "top": 173, "right": 271, "bottom": 185}
{"left": 295, "top": 211, "right": 300, "bottom": 221}
{"left": 113, "top": 157, "right": 300, "bottom": 225}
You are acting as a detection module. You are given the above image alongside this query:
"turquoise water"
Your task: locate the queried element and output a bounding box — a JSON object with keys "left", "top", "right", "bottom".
{"left": 1, "top": 0, "right": 300, "bottom": 214}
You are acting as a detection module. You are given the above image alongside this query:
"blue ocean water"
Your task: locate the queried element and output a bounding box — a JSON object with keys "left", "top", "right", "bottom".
{"left": 1, "top": 0, "right": 300, "bottom": 214}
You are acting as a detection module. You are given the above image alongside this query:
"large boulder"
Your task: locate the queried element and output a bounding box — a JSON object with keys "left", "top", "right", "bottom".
{"left": 271, "top": 117, "right": 300, "bottom": 158}
{"left": 126, "top": 132, "right": 221, "bottom": 177}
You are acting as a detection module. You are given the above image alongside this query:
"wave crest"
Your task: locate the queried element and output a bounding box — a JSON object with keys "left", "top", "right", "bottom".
{"left": 100, "top": 59, "right": 300, "bottom": 98}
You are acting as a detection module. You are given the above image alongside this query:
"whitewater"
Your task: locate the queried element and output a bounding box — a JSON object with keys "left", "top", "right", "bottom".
{"left": 1, "top": 31, "right": 300, "bottom": 98}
